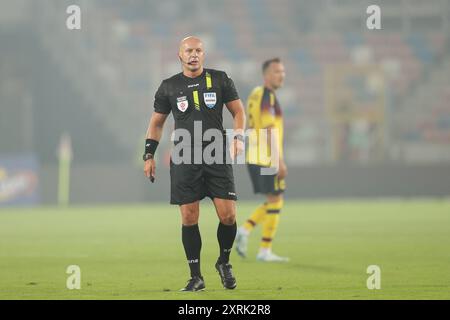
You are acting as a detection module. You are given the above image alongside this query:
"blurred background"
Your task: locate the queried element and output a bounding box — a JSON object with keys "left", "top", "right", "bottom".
{"left": 1, "top": 0, "right": 450, "bottom": 205}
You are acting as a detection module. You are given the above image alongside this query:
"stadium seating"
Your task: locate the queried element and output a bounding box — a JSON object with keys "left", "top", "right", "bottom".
{"left": 30, "top": 0, "right": 450, "bottom": 164}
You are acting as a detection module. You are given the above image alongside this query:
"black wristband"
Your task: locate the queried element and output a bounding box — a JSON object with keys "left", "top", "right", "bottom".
{"left": 144, "top": 139, "right": 159, "bottom": 156}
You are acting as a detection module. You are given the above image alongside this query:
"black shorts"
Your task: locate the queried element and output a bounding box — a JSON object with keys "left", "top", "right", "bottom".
{"left": 170, "top": 160, "right": 237, "bottom": 205}
{"left": 247, "top": 164, "right": 286, "bottom": 195}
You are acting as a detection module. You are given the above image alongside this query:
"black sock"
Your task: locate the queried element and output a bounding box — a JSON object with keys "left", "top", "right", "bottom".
{"left": 182, "top": 224, "right": 202, "bottom": 278}
{"left": 217, "top": 222, "right": 237, "bottom": 264}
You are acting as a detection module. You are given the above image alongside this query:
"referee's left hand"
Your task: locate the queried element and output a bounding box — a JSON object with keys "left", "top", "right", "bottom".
{"left": 230, "top": 139, "right": 244, "bottom": 160}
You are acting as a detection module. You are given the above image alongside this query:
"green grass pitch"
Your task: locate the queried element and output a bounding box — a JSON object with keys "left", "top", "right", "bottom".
{"left": 1, "top": 200, "right": 449, "bottom": 300}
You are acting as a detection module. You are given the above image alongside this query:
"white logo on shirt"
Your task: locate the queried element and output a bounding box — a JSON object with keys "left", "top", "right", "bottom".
{"left": 177, "top": 96, "right": 189, "bottom": 112}
{"left": 203, "top": 92, "right": 217, "bottom": 109}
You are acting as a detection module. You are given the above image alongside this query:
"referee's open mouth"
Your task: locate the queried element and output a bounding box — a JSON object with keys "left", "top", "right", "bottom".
{"left": 188, "top": 60, "right": 199, "bottom": 66}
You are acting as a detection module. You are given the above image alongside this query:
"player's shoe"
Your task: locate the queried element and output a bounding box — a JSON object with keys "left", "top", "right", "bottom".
{"left": 179, "top": 276, "right": 205, "bottom": 292}
{"left": 235, "top": 228, "right": 249, "bottom": 258}
{"left": 256, "top": 250, "right": 290, "bottom": 262}
{"left": 215, "top": 261, "right": 237, "bottom": 289}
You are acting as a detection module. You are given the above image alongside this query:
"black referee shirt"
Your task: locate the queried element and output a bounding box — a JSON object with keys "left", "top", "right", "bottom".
{"left": 153, "top": 69, "right": 240, "bottom": 140}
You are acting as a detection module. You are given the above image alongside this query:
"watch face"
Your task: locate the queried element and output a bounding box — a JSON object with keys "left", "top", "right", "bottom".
{"left": 143, "top": 154, "right": 153, "bottom": 161}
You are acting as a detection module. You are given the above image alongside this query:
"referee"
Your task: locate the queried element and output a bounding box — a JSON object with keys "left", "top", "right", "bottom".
{"left": 143, "top": 36, "right": 246, "bottom": 291}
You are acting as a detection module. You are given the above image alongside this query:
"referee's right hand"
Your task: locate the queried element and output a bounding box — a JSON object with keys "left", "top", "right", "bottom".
{"left": 144, "top": 159, "right": 156, "bottom": 183}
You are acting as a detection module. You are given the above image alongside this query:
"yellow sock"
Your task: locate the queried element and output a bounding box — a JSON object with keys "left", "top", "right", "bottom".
{"left": 243, "top": 203, "right": 267, "bottom": 233}
{"left": 260, "top": 199, "right": 284, "bottom": 249}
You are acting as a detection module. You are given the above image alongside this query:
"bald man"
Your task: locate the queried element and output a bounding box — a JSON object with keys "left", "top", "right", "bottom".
{"left": 143, "top": 37, "right": 246, "bottom": 291}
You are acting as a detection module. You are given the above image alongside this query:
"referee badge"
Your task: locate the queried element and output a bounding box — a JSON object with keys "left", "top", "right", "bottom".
{"left": 177, "top": 96, "right": 189, "bottom": 112}
{"left": 203, "top": 92, "right": 217, "bottom": 109}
